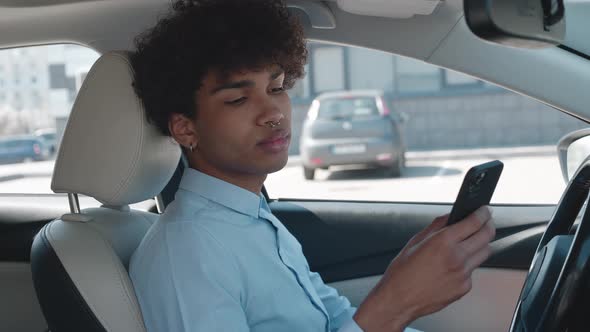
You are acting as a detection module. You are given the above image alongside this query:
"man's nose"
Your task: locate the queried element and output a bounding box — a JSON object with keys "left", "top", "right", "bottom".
{"left": 257, "top": 98, "right": 284, "bottom": 127}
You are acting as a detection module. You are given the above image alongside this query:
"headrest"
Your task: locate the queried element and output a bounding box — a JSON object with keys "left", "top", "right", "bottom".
{"left": 51, "top": 51, "right": 181, "bottom": 206}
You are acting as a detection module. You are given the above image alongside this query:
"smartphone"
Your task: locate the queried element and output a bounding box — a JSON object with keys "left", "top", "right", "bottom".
{"left": 446, "top": 160, "right": 504, "bottom": 225}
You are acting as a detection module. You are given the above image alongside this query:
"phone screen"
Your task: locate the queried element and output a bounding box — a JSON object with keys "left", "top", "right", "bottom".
{"left": 446, "top": 160, "right": 504, "bottom": 225}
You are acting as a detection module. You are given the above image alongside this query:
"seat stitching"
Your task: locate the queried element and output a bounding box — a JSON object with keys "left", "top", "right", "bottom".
{"left": 84, "top": 223, "right": 147, "bottom": 331}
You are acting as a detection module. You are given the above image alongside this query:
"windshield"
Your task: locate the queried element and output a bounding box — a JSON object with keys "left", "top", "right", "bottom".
{"left": 563, "top": 0, "right": 590, "bottom": 56}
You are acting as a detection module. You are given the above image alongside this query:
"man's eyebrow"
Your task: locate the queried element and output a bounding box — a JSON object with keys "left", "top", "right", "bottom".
{"left": 210, "top": 80, "right": 255, "bottom": 95}
{"left": 210, "top": 69, "right": 285, "bottom": 95}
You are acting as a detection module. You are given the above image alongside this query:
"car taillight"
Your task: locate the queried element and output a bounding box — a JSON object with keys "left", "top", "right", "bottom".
{"left": 33, "top": 144, "right": 41, "bottom": 154}
{"left": 380, "top": 97, "right": 391, "bottom": 116}
{"left": 377, "top": 153, "right": 393, "bottom": 161}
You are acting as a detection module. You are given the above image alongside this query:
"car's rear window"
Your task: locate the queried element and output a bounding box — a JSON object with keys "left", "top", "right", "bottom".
{"left": 317, "top": 97, "right": 379, "bottom": 120}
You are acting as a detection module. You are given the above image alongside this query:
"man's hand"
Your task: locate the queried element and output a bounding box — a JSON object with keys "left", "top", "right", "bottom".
{"left": 353, "top": 206, "right": 495, "bottom": 332}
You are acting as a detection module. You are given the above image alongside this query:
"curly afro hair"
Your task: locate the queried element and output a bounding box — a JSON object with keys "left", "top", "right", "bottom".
{"left": 131, "top": 0, "right": 308, "bottom": 136}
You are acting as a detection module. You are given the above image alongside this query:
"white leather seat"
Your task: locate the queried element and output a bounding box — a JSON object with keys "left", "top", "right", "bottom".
{"left": 30, "top": 51, "right": 181, "bottom": 332}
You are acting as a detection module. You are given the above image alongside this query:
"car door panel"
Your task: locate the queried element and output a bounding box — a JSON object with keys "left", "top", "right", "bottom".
{"left": 0, "top": 196, "right": 552, "bottom": 332}
{"left": 271, "top": 201, "right": 550, "bottom": 282}
{"left": 271, "top": 200, "right": 550, "bottom": 331}
{"left": 0, "top": 201, "right": 63, "bottom": 331}
{"left": 0, "top": 262, "right": 47, "bottom": 332}
{"left": 0, "top": 201, "right": 67, "bottom": 261}
{"left": 327, "top": 268, "right": 526, "bottom": 332}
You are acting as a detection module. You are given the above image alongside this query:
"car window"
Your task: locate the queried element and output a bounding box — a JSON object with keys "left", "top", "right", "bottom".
{"left": 0, "top": 45, "right": 164, "bottom": 210}
{"left": 0, "top": 44, "right": 99, "bottom": 195}
{"left": 266, "top": 42, "right": 589, "bottom": 205}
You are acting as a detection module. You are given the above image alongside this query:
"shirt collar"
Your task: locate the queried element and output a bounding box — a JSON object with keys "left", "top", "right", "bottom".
{"left": 178, "top": 168, "right": 265, "bottom": 218}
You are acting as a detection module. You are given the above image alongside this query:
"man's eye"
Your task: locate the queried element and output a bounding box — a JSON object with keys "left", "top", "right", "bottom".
{"left": 225, "top": 97, "right": 247, "bottom": 105}
{"left": 271, "top": 87, "right": 285, "bottom": 93}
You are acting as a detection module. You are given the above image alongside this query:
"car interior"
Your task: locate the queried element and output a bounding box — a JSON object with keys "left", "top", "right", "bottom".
{"left": 1, "top": 0, "right": 590, "bottom": 331}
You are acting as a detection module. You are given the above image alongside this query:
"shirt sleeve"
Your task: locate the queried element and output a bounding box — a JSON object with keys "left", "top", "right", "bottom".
{"left": 338, "top": 317, "right": 365, "bottom": 332}
{"left": 308, "top": 270, "right": 424, "bottom": 332}
{"left": 336, "top": 316, "right": 425, "bottom": 332}
{"left": 140, "top": 222, "right": 250, "bottom": 332}
{"left": 308, "top": 270, "right": 358, "bottom": 331}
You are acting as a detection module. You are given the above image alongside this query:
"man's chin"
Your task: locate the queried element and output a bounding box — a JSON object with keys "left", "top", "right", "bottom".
{"left": 262, "top": 152, "right": 289, "bottom": 174}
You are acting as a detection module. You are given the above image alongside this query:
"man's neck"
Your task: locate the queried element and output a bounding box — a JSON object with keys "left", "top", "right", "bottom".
{"left": 190, "top": 163, "right": 266, "bottom": 195}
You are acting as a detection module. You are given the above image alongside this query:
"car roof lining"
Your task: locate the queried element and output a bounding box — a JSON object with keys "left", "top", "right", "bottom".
{"left": 0, "top": 0, "right": 101, "bottom": 7}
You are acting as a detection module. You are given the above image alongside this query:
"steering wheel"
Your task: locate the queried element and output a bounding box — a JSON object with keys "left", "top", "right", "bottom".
{"left": 509, "top": 158, "right": 590, "bottom": 332}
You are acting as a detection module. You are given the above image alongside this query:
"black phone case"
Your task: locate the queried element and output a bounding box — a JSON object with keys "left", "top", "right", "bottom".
{"left": 447, "top": 160, "right": 504, "bottom": 225}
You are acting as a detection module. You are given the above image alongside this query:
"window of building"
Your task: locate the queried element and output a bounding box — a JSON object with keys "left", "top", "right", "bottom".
{"left": 395, "top": 56, "right": 441, "bottom": 94}
{"left": 311, "top": 46, "right": 345, "bottom": 93}
{"left": 348, "top": 47, "right": 394, "bottom": 93}
{"left": 442, "top": 69, "right": 484, "bottom": 88}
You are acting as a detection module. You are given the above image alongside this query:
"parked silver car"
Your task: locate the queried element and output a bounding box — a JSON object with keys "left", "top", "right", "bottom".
{"left": 299, "top": 90, "right": 406, "bottom": 180}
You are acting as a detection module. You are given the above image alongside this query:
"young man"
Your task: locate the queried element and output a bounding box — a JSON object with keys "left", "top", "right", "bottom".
{"left": 129, "top": 1, "right": 496, "bottom": 331}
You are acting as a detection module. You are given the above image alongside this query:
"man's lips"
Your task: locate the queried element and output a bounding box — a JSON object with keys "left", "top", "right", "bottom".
{"left": 258, "top": 131, "right": 290, "bottom": 145}
{"left": 257, "top": 131, "right": 290, "bottom": 153}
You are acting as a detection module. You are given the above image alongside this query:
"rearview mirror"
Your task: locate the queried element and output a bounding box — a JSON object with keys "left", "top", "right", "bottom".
{"left": 557, "top": 129, "right": 590, "bottom": 183}
{"left": 464, "top": 0, "right": 566, "bottom": 48}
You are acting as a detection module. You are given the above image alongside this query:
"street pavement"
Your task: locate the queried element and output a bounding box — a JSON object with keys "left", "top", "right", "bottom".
{"left": 270, "top": 146, "right": 565, "bottom": 205}
{"left": 0, "top": 146, "right": 567, "bottom": 205}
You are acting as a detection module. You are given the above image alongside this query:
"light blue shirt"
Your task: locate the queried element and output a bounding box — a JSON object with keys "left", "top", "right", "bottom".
{"left": 130, "top": 168, "right": 420, "bottom": 332}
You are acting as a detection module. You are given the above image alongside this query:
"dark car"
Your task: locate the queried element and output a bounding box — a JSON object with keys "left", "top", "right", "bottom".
{"left": 34, "top": 128, "right": 57, "bottom": 155}
{"left": 0, "top": 136, "right": 51, "bottom": 164}
{"left": 299, "top": 90, "right": 406, "bottom": 180}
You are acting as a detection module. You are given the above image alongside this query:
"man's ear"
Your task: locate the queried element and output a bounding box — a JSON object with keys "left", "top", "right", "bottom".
{"left": 168, "top": 113, "right": 199, "bottom": 149}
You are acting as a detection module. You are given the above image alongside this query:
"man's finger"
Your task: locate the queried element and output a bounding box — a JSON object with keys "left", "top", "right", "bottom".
{"left": 406, "top": 214, "right": 449, "bottom": 248}
{"left": 458, "top": 218, "right": 496, "bottom": 256}
{"left": 465, "top": 244, "right": 493, "bottom": 272}
{"left": 446, "top": 206, "right": 493, "bottom": 242}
